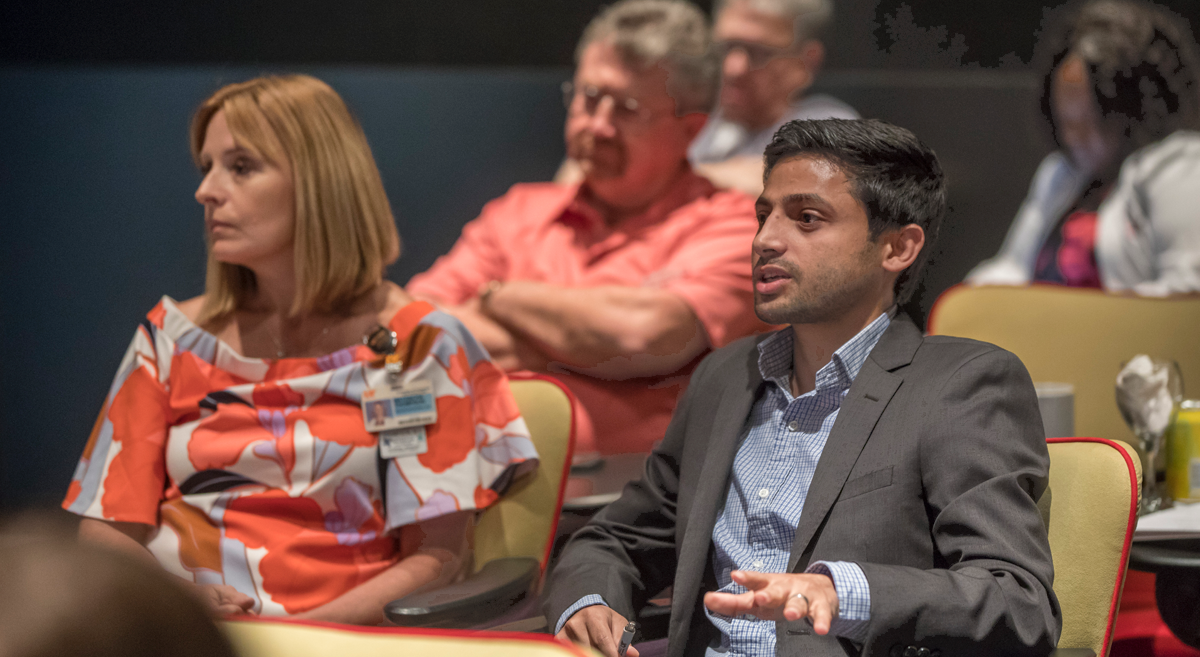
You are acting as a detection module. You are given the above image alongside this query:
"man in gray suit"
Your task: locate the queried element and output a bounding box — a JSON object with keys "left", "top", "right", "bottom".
{"left": 546, "top": 119, "right": 1061, "bottom": 657}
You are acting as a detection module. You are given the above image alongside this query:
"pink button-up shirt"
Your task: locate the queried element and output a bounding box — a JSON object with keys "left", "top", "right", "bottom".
{"left": 408, "top": 169, "right": 764, "bottom": 454}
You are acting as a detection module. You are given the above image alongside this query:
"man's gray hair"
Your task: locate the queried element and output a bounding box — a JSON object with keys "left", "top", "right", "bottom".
{"left": 714, "top": 0, "right": 834, "bottom": 44}
{"left": 576, "top": 0, "right": 719, "bottom": 114}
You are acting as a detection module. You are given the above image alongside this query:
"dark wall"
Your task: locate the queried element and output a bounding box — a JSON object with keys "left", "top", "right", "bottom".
{"left": 4, "top": 0, "right": 1198, "bottom": 70}
{"left": 2, "top": 0, "right": 647, "bottom": 66}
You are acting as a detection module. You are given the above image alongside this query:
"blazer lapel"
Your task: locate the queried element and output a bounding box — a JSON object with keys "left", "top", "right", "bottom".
{"left": 671, "top": 338, "right": 765, "bottom": 641}
{"left": 787, "top": 317, "right": 923, "bottom": 571}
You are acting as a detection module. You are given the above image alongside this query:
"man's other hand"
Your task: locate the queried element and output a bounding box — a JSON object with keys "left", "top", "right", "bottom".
{"left": 703, "top": 570, "right": 839, "bottom": 634}
{"left": 556, "top": 605, "right": 640, "bottom": 657}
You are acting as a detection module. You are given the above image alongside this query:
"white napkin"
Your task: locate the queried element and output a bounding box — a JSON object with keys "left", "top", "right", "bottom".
{"left": 1116, "top": 355, "right": 1177, "bottom": 438}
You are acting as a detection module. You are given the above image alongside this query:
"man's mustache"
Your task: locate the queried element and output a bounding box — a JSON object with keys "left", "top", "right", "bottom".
{"left": 752, "top": 256, "right": 801, "bottom": 278}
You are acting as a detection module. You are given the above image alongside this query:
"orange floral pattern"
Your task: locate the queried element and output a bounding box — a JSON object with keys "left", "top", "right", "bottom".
{"left": 64, "top": 297, "right": 537, "bottom": 616}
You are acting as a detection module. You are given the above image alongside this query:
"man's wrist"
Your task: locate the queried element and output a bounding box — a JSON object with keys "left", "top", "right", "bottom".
{"left": 555, "top": 594, "right": 608, "bottom": 634}
{"left": 478, "top": 280, "right": 504, "bottom": 312}
{"left": 806, "top": 561, "right": 870, "bottom": 642}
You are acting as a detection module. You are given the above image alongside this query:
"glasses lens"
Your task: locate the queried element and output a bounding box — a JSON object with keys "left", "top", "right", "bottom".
{"left": 714, "top": 40, "right": 781, "bottom": 68}
{"left": 563, "top": 84, "right": 650, "bottom": 125}
{"left": 745, "top": 43, "right": 778, "bottom": 67}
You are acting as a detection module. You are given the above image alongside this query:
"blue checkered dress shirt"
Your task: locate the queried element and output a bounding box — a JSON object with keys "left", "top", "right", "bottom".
{"left": 558, "top": 312, "right": 891, "bottom": 656}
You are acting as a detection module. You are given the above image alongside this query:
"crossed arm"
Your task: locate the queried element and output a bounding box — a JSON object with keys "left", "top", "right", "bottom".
{"left": 79, "top": 511, "right": 473, "bottom": 625}
{"left": 430, "top": 282, "right": 708, "bottom": 380}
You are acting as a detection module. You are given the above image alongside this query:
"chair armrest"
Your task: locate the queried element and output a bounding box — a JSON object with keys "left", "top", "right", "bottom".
{"left": 486, "top": 615, "right": 550, "bottom": 633}
{"left": 1047, "top": 649, "right": 1096, "bottom": 657}
{"left": 384, "top": 557, "right": 539, "bottom": 629}
{"left": 635, "top": 604, "right": 671, "bottom": 642}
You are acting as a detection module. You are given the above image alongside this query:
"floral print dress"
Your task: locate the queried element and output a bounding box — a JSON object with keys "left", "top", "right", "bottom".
{"left": 63, "top": 297, "right": 538, "bottom": 616}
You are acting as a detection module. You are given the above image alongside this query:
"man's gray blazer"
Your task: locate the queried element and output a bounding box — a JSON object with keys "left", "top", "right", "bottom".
{"left": 544, "top": 315, "right": 1061, "bottom": 657}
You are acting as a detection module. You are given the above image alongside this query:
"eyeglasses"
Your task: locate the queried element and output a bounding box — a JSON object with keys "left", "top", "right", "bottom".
{"left": 713, "top": 39, "right": 794, "bottom": 69}
{"left": 561, "top": 81, "right": 655, "bottom": 126}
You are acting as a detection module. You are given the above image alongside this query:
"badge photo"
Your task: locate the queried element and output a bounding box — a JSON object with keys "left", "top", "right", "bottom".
{"left": 362, "top": 379, "right": 438, "bottom": 433}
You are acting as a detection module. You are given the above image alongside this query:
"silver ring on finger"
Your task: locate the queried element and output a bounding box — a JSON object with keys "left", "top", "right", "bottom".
{"left": 790, "top": 592, "right": 810, "bottom": 607}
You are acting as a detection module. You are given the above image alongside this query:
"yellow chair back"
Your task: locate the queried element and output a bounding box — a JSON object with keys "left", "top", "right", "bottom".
{"left": 222, "top": 618, "right": 599, "bottom": 657}
{"left": 928, "top": 285, "right": 1200, "bottom": 446}
{"left": 473, "top": 375, "right": 575, "bottom": 573}
{"left": 1041, "top": 438, "right": 1141, "bottom": 657}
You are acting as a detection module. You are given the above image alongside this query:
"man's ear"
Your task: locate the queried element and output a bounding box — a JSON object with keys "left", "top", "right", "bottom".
{"left": 784, "top": 40, "right": 825, "bottom": 95}
{"left": 680, "top": 111, "right": 710, "bottom": 141}
{"left": 799, "top": 40, "right": 825, "bottom": 76}
{"left": 880, "top": 223, "right": 925, "bottom": 274}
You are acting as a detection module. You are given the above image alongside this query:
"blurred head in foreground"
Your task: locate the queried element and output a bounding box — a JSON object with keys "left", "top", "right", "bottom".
{"left": 0, "top": 515, "right": 235, "bottom": 657}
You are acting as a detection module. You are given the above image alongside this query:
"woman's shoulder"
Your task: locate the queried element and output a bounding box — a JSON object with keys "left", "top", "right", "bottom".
{"left": 377, "top": 282, "right": 413, "bottom": 325}
{"left": 172, "top": 295, "right": 206, "bottom": 323}
{"left": 1030, "top": 150, "right": 1081, "bottom": 190}
{"left": 1122, "top": 131, "right": 1200, "bottom": 182}
{"left": 379, "top": 284, "right": 468, "bottom": 343}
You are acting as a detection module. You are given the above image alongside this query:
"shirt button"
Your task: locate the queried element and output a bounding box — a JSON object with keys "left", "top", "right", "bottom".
{"left": 758, "top": 488, "right": 769, "bottom": 498}
{"left": 787, "top": 420, "right": 799, "bottom": 431}
{"left": 752, "top": 560, "right": 764, "bottom": 569}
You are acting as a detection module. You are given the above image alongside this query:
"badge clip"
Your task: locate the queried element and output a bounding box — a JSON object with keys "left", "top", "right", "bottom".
{"left": 384, "top": 353, "right": 404, "bottom": 379}
{"left": 364, "top": 325, "right": 398, "bottom": 355}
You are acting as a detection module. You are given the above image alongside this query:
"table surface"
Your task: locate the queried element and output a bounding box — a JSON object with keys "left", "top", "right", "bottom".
{"left": 561, "top": 453, "right": 648, "bottom": 512}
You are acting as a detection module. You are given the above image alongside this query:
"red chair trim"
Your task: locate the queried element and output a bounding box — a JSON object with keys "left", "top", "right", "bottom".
{"left": 225, "top": 616, "right": 593, "bottom": 655}
{"left": 1047, "top": 437, "right": 1140, "bottom": 657}
{"left": 507, "top": 371, "right": 578, "bottom": 573}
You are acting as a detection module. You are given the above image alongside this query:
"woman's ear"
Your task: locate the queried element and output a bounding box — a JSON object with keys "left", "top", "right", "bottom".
{"left": 881, "top": 224, "right": 925, "bottom": 274}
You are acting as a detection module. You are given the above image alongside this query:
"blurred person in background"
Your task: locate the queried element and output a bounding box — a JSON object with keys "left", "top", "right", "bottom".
{"left": 63, "top": 74, "right": 537, "bottom": 624}
{"left": 409, "top": 0, "right": 764, "bottom": 457}
{"left": 0, "top": 513, "right": 236, "bottom": 657}
{"left": 689, "top": 0, "right": 859, "bottom": 194}
{"left": 968, "top": 0, "right": 1200, "bottom": 295}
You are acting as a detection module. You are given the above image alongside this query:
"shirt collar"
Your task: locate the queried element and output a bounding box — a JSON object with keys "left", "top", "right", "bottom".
{"left": 557, "top": 164, "right": 715, "bottom": 236}
{"left": 756, "top": 307, "right": 895, "bottom": 396}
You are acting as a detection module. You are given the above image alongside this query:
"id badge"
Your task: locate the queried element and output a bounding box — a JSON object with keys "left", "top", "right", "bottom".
{"left": 362, "top": 378, "right": 438, "bottom": 432}
{"left": 379, "top": 426, "right": 428, "bottom": 459}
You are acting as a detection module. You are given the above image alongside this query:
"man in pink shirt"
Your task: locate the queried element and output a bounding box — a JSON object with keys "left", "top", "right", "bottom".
{"left": 408, "top": 0, "right": 764, "bottom": 455}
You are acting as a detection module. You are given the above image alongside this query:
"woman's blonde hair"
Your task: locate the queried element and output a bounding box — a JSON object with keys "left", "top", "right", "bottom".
{"left": 190, "top": 74, "right": 400, "bottom": 325}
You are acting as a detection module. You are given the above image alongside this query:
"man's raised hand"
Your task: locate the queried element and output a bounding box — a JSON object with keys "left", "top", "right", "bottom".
{"left": 703, "top": 571, "right": 839, "bottom": 635}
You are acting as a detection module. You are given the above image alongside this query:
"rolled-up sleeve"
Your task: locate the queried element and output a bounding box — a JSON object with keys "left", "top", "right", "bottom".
{"left": 656, "top": 191, "right": 767, "bottom": 348}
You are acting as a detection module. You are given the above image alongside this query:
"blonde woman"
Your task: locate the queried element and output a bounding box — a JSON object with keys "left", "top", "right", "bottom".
{"left": 62, "top": 75, "right": 538, "bottom": 624}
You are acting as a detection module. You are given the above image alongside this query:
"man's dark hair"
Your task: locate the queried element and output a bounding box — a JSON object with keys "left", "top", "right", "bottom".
{"left": 762, "top": 118, "right": 946, "bottom": 305}
{"left": 1037, "top": 0, "right": 1200, "bottom": 156}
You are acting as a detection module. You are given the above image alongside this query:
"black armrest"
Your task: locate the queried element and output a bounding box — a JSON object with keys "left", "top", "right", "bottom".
{"left": 1048, "top": 649, "right": 1096, "bottom": 657}
{"left": 384, "top": 557, "right": 539, "bottom": 629}
{"left": 635, "top": 604, "right": 671, "bottom": 642}
{"left": 486, "top": 615, "right": 550, "bottom": 633}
